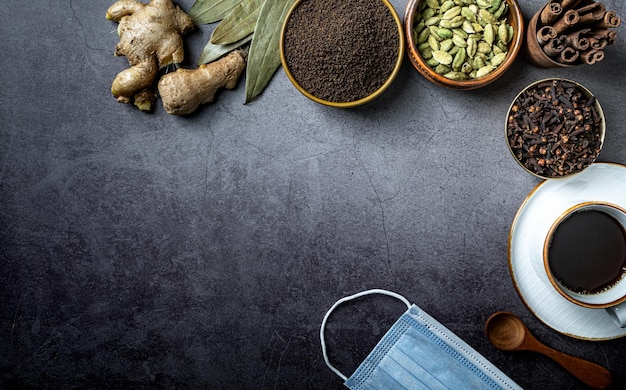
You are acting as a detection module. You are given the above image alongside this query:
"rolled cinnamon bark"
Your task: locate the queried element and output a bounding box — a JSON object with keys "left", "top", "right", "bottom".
{"left": 587, "top": 37, "right": 608, "bottom": 50}
{"left": 594, "top": 11, "right": 621, "bottom": 28}
{"left": 576, "top": 3, "right": 606, "bottom": 24}
{"left": 565, "top": 29, "right": 590, "bottom": 50}
{"left": 581, "top": 49, "right": 604, "bottom": 65}
{"left": 559, "top": 47, "right": 580, "bottom": 63}
{"left": 559, "top": 0, "right": 584, "bottom": 11}
{"left": 537, "top": 26, "right": 558, "bottom": 44}
{"left": 542, "top": 37, "right": 566, "bottom": 56}
{"left": 553, "top": 10, "right": 580, "bottom": 34}
{"left": 540, "top": 2, "right": 563, "bottom": 25}
{"left": 591, "top": 29, "right": 617, "bottom": 45}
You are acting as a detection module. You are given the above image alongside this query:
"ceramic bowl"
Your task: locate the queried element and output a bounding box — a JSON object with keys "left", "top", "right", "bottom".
{"left": 279, "top": 0, "right": 404, "bottom": 108}
{"left": 505, "top": 78, "right": 606, "bottom": 179}
{"left": 404, "top": 0, "right": 524, "bottom": 90}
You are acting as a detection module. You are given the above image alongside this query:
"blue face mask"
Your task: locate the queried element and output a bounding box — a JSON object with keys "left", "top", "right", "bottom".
{"left": 321, "top": 290, "right": 522, "bottom": 390}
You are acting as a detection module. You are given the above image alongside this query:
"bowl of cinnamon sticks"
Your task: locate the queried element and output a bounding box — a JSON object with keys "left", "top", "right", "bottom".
{"left": 505, "top": 78, "right": 605, "bottom": 179}
{"left": 524, "top": 0, "right": 621, "bottom": 68}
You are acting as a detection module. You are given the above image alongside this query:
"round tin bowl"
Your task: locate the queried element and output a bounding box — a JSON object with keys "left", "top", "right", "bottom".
{"left": 505, "top": 78, "right": 606, "bottom": 179}
{"left": 404, "top": 0, "right": 524, "bottom": 90}
{"left": 279, "top": 0, "right": 404, "bottom": 108}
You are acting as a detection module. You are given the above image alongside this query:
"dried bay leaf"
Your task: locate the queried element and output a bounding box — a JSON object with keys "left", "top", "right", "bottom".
{"left": 245, "top": 0, "right": 296, "bottom": 103}
{"left": 197, "top": 34, "right": 252, "bottom": 65}
{"left": 210, "top": 0, "right": 264, "bottom": 45}
{"left": 189, "top": 0, "right": 242, "bottom": 25}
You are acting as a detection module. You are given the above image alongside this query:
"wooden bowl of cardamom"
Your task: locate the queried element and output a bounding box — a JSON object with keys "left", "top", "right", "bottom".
{"left": 404, "top": 0, "right": 524, "bottom": 90}
{"left": 280, "top": 0, "right": 404, "bottom": 108}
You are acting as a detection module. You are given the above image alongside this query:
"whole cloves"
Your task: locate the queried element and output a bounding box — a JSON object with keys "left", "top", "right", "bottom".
{"left": 507, "top": 79, "right": 603, "bottom": 178}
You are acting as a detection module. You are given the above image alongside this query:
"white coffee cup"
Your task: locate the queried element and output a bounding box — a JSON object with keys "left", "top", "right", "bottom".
{"left": 543, "top": 202, "right": 626, "bottom": 327}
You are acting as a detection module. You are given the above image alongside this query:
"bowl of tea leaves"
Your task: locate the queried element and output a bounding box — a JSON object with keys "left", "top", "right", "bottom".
{"left": 280, "top": 0, "right": 404, "bottom": 108}
{"left": 506, "top": 78, "right": 606, "bottom": 179}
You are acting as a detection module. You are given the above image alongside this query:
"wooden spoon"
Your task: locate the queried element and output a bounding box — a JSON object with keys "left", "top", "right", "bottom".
{"left": 485, "top": 312, "right": 612, "bottom": 389}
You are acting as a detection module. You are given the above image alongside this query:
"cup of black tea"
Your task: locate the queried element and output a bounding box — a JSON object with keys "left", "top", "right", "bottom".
{"left": 543, "top": 202, "right": 626, "bottom": 327}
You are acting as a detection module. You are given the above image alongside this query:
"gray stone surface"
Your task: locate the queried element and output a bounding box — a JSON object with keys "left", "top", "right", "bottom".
{"left": 1, "top": 0, "right": 626, "bottom": 389}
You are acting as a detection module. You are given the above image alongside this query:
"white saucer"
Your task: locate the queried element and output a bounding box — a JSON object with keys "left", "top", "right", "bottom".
{"left": 508, "top": 162, "right": 626, "bottom": 340}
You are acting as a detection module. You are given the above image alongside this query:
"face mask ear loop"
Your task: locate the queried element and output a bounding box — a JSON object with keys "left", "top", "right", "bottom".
{"left": 319, "top": 289, "right": 411, "bottom": 381}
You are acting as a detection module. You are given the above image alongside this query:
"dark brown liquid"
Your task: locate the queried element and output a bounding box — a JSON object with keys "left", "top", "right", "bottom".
{"left": 548, "top": 210, "right": 626, "bottom": 294}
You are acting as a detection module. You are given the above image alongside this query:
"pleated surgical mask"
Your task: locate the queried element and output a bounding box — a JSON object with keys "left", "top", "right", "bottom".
{"left": 321, "top": 289, "right": 522, "bottom": 390}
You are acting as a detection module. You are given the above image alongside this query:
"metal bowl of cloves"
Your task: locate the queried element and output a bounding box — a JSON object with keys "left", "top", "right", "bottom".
{"left": 505, "top": 78, "right": 605, "bottom": 179}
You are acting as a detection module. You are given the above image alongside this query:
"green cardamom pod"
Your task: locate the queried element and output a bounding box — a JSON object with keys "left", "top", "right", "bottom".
{"left": 425, "top": 0, "right": 439, "bottom": 9}
{"left": 422, "top": 8, "right": 436, "bottom": 20}
{"left": 453, "top": 28, "right": 469, "bottom": 39}
{"left": 461, "top": 7, "right": 477, "bottom": 22}
{"left": 467, "top": 37, "right": 477, "bottom": 57}
{"left": 483, "top": 23, "right": 494, "bottom": 45}
{"left": 426, "top": 57, "right": 440, "bottom": 67}
{"left": 479, "top": 9, "right": 497, "bottom": 24}
{"left": 461, "top": 62, "right": 473, "bottom": 74}
{"left": 428, "top": 34, "right": 441, "bottom": 50}
{"left": 507, "top": 25, "right": 514, "bottom": 44}
{"left": 449, "top": 15, "right": 465, "bottom": 28}
{"left": 417, "top": 26, "right": 431, "bottom": 43}
{"left": 498, "top": 23, "right": 508, "bottom": 44}
{"left": 442, "top": 6, "right": 462, "bottom": 20}
{"left": 488, "top": 0, "right": 502, "bottom": 14}
{"left": 490, "top": 52, "right": 507, "bottom": 66}
{"left": 432, "top": 50, "right": 454, "bottom": 65}
{"left": 476, "top": 0, "right": 491, "bottom": 9}
{"left": 440, "top": 0, "right": 456, "bottom": 13}
{"left": 418, "top": 42, "right": 432, "bottom": 51}
{"left": 477, "top": 41, "right": 492, "bottom": 53}
{"left": 437, "top": 28, "right": 454, "bottom": 39}
{"left": 493, "top": 1, "right": 507, "bottom": 19}
{"left": 444, "top": 71, "right": 468, "bottom": 80}
{"left": 476, "top": 65, "right": 495, "bottom": 78}
{"left": 439, "top": 19, "right": 453, "bottom": 29}
{"left": 435, "top": 64, "right": 451, "bottom": 74}
{"left": 440, "top": 38, "right": 454, "bottom": 52}
{"left": 452, "top": 34, "right": 468, "bottom": 47}
{"left": 425, "top": 16, "right": 441, "bottom": 26}
{"left": 452, "top": 47, "right": 467, "bottom": 69}
{"left": 421, "top": 46, "right": 434, "bottom": 59}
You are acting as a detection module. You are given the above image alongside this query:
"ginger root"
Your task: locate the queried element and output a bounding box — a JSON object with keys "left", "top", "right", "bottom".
{"left": 158, "top": 49, "right": 247, "bottom": 115}
{"left": 106, "top": 0, "right": 194, "bottom": 111}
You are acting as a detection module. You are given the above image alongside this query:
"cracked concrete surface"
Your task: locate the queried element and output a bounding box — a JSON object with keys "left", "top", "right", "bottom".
{"left": 1, "top": 0, "right": 626, "bottom": 389}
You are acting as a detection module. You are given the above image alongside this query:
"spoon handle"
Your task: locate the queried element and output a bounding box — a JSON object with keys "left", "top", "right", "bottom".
{"left": 537, "top": 344, "right": 612, "bottom": 389}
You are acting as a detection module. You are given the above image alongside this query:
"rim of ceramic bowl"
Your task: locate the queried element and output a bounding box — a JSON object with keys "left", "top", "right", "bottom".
{"left": 542, "top": 201, "right": 626, "bottom": 309}
{"left": 279, "top": 0, "right": 405, "bottom": 108}
{"left": 404, "top": 0, "right": 524, "bottom": 90}
{"left": 505, "top": 77, "right": 606, "bottom": 180}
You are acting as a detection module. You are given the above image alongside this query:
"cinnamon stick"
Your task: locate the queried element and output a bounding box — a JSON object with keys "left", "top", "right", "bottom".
{"left": 587, "top": 37, "right": 608, "bottom": 50}
{"left": 553, "top": 9, "right": 580, "bottom": 34}
{"left": 559, "top": 47, "right": 580, "bottom": 63}
{"left": 565, "top": 28, "right": 590, "bottom": 50}
{"left": 594, "top": 11, "right": 621, "bottom": 28}
{"left": 581, "top": 49, "right": 604, "bottom": 65}
{"left": 559, "top": 0, "right": 584, "bottom": 11}
{"left": 543, "top": 36, "right": 566, "bottom": 56}
{"left": 537, "top": 26, "right": 558, "bottom": 44}
{"left": 576, "top": 3, "right": 606, "bottom": 25}
{"left": 590, "top": 29, "right": 617, "bottom": 45}
{"left": 541, "top": 2, "right": 563, "bottom": 25}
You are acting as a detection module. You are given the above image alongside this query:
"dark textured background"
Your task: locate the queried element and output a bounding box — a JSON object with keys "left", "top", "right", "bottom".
{"left": 2, "top": 0, "right": 626, "bottom": 389}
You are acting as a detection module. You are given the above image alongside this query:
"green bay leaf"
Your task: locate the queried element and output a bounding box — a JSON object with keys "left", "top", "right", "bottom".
{"left": 197, "top": 34, "right": 253, "bottom": 65}
{"left": 245, "top": 0, "right": 296, "bottom": 103}
{"left": 210, "top": 0, "right": 264, "bottom": 45}
{"left": 189, "top": 0, "right": 242, "bottom": 25}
